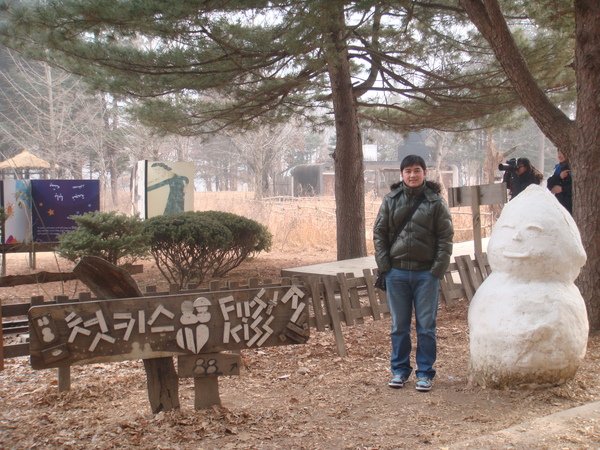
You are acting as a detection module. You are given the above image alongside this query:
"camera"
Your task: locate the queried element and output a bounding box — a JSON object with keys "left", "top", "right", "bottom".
{"left": 498, "top": 158, "right": 517, "bottom": 172}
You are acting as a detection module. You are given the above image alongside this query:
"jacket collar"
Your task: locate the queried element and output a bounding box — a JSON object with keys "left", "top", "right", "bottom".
{"left": 403, "top": 182, "right": 426, "bottom": 197}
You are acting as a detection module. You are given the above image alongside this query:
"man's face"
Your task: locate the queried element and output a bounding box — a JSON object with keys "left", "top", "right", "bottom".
{"left": 402, "top": 164, "right": 426, "bottom": 188}
{"left": 557, "top": 151, "right": 566, "bottom": 164}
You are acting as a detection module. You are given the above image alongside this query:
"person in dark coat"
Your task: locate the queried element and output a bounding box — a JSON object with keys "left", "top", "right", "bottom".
{"left": 373, "top": 155, "right": 454, "bottom": 392}
{"left": 509, "top": 157, "right": 543, "bottom": 199}
{"left": 547, "top": 150, "right": 573, "bottom": 214}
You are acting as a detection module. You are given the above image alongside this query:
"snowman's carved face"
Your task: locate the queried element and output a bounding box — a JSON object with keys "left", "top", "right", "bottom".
{"left": 495, "top": 221, "right": 545, "bottom": 260}
{"left": 487, "top": 185, "right": 586, "bottom": 281}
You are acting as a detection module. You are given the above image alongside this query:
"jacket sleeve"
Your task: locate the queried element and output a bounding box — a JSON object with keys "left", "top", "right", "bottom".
{"left": 373, "top": 198, "right": 392, "bottom": 273}
{"left": 547, "top": 173, "right": 560, "bottom": 190}
{"left": 430, "top": 200, "right": 454, "bottom": 279}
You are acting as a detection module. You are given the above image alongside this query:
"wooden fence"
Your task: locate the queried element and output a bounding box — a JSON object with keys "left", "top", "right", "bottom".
{"left": 2, "top": 252, "right": 491, "bottom": 372}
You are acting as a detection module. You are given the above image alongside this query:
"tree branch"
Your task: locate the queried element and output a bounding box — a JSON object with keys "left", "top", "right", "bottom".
{"left": 459, "top": 0, "right": 576, "bottom": 153}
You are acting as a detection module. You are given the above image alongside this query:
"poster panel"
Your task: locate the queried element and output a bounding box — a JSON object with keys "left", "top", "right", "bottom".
{"left": 31, "top": 180, "right": 100, "bottom": 242}
{"left": 1, "top": 179, "right": 32, "bottom": 244}
{"left": 146, "top": 161, "right": 194, "bottom": 218}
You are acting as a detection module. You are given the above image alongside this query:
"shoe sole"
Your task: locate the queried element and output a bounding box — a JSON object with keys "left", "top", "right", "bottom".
{"left": 388, "top": 382, "right": 405, "bottom": 389}
{"left": 415, "top": 385, "right": 432, "bottom": 392}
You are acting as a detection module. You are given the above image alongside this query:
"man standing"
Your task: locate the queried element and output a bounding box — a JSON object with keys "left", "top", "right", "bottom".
{"left": 373, "top": 155, "right": 454, "bottom": 392}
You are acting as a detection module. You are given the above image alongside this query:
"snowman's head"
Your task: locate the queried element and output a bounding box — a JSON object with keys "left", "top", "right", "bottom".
{"left": 488, "top": 184, "right": 586, "bottom": 282}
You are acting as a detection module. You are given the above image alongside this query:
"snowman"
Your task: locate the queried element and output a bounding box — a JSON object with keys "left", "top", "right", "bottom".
{"left": 468, "top": 184, "right": 588, "bottom": 388}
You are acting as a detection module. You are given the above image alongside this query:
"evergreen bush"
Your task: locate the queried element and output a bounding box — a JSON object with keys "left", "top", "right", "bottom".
{"left": 57, "top": 211, "right": 150, "bottom": 266}
{"left": 143, "top": 211, "right": 272, "bottom": 288}
{"left": 143, "top": 212, "right": 231, "bottom": 288}
{"left": 201, "top": 210, "right": 272, "bottom": 277}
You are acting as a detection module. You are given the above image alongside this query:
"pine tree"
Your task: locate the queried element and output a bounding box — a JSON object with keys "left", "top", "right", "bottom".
{"left": 0, "top": 1, "right": 584, "bottom": 263}
{"left": 0, "top": 0, "right": 554, "bottom": 259}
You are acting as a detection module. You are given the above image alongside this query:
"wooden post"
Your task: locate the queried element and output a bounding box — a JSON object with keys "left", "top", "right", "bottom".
{"left": 0, "top": 298, "right": 4, "bottom": 371}
{"left": 73, "top": 256, "right": 180, "bottom": 413}
{"left": 322, "top": 276, "right": 347, "bottom": 357}
{"left": 470, "top": 185, "right": 482, "bottom": 257}
{"left": 30, "top": 295, "right": 45, "bottom": 306}
{"left": 448, "top": 183, "right": 507, "bottom": 258}
{"left": 55, "top": 294, "right": 71, "bottom": 391}
{"left": 58, "top": 366, "right": 70, "bottom": 392}
{"left": 1, "top": 220, "right": 5, "bottom": 276}
{"left": 29, "top": 247, "right": 36, "bottom": 270}
{"left": 78, "top": 292, "right": 92, "bottom": 302}
{"left": 194, "top": 378, "right": 221, "bottom": 409}
{"left": 178, "top": 353, "right": 241, "bottom": 410}
{"left": 307, "top": 276, "right": 327, "bottom": 331}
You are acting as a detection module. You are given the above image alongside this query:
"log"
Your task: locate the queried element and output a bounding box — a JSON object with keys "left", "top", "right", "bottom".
{"left": 0, "top": 264, "right": 140, "bottom": 288}
{"left": 73, "top": 256, "right": 142, "bottom": 299}
{"left": 73, "top": 256, "right": 180, "bottom": 413}
{"left": 0, "top": 271, "right": 78, "bottom": 287}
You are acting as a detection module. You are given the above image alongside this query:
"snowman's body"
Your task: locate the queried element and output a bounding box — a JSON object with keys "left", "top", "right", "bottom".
{"left": 468, "top": 185, "right": 588, "bottom": 388}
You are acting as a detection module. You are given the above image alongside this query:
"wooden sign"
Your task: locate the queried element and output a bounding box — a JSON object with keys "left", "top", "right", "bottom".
{"left": 177, "top": 352, "right": 241, "bottom": 378}
{"left": 447, "top": 183, "right": 507, "bottom": 257}
{"left": 447, "top": 183, "right": 507, "bottom": 208}
{"left": 28, "top": 285, "right": 309, "bottom": 370}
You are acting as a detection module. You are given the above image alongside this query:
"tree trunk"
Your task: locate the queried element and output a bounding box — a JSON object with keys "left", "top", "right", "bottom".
{"left": 483, "top": 129, "right": 499, "bottom": 184}
{"left": 229, "top": 160, "right": 238, "bottom": 191}
{"left": 323, "top": 2, "right": 367, "bottom": 260}
{"left": 73, "top": 256, "right": 180, "bottom": 412}
{"left": 459, "top": 0, "right": 576, "bottom": 153}
{"left": 574, "top": 0, "right": 600, "bottom": 330}
{"left": 253, "top": 162, "right": 264, "bottom": 200}
{"left": 109, "top": 158, "right": 119, "bottom": 207}
{"left": 483, "top": 130, "right": 503, "bottom": 221}
{"left": 461, "top": 0, "right": 600, "bottom": 330}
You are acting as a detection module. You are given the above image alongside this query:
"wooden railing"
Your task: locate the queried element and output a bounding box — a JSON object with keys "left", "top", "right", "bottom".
{"left": 2, "top": 253, "right": 491, "bottom": 366}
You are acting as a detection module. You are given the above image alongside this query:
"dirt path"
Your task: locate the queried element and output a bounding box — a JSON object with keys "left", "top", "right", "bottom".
{"left": 1, "top": 251, "right": 599, "bottom": 449}
{"left": 449, "top": 401, "right": 600, "bottom": 449}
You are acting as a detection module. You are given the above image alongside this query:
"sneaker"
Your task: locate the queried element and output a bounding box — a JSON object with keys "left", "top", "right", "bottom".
{"left": 415, "top": 377, "right": 432, "bottom": 392}
{"left": 388, "top": 375, "right": 407, "bottom": 389}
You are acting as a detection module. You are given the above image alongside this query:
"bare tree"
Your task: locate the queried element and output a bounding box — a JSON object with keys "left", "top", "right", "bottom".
{"left": 223, "top": 123, "right": 305, "bottom": 200}
{"left": 0, "top": 50, "right": 91, "bottom": 176}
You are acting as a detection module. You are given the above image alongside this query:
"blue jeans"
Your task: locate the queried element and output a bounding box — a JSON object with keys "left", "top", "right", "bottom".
{"left": 386, "top": 268, "right": 439, "bottom": 380}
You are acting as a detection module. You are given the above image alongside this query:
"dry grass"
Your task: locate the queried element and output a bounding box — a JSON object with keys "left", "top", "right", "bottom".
{"left": 113, "top": 189, "right": 492, "bottom": 252}
{"left": 192, "top": 191, "right": 492, "bottom": 253}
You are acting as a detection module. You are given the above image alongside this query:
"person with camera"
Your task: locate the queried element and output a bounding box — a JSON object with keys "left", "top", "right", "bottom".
{"left": 547, "top": 150, "right": 572, "bottom": 214}
{"left": 373, "top": 155, "right": 454, "bottom": 392}
{"left": 502, "top": 157, "right": 543, "bottom": 199}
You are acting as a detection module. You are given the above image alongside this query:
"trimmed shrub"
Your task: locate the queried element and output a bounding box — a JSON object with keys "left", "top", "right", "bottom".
{"left": 143, "top": 211, "right": 232, "bottom": 288}
{"left": 57, "top": 211, "right": 150, "bottom": 266}
{"left": 143, "top": 211, "right": 272, "bottom": 287}
{"left": 201, "top": 210, "right": 272, "bottom": 277}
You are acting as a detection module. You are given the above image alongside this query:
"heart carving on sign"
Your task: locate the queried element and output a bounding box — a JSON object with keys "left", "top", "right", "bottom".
{"left": 176, "top": 324, "right": 209, "bottom": 354}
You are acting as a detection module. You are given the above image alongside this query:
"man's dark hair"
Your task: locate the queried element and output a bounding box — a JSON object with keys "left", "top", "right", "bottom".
{"left": 400, "top": 154, "right": 426, "bottom": 171}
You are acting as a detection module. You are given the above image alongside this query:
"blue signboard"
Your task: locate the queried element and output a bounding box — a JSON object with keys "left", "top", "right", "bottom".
{"left": 31, "top": 180, "right": 100, "bottom": 242}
